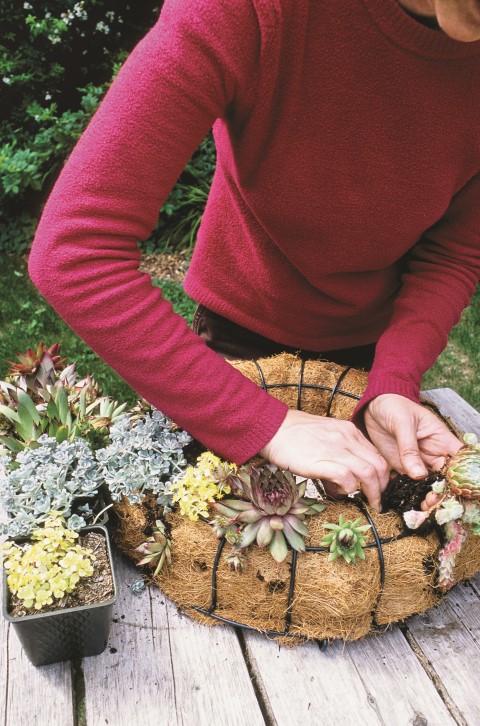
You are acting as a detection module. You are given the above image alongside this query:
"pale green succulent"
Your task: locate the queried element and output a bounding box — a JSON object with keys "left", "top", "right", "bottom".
{"left": 134, "top": 520, "right": 172, "bottom": 576}
{"left": 445, "top": 433, "right": 480, "bottom": 500}
{"left": 320, "top": 514, "right": 371, "bottom": 564}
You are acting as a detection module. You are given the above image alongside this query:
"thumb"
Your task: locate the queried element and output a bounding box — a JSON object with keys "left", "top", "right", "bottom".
{"left": 395, "top": 421, "right": 428, "bottom": 479}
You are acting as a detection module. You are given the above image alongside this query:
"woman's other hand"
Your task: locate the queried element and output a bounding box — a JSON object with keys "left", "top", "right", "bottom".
{"left": 364, "top": 393, "right": 462, "bottom": 510}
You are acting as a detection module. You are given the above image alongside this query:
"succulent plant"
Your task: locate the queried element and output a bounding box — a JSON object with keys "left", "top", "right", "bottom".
{"left": 320, "top": 514, "right": 371, "bottom": 564}
{"left": 0, "top": 435, "right": 103, "bottom": 537}
{"left": 444, "top": 433, "right": 480, "bottom": 500}
{"left": 226, "top": 550, "right": 247, "bottom": 573}
{"left": 0, "top": 343, "right": 128, "bottom": 452}
{"left": 169, "top": 451, "right": 235, "bottom": 521}
{"left": 96, "top": 409, "right": 191, "bottom": 507}
{"left": 7, "top": 342, "right": 66, "bottom": 392}
{"left": 401, "top": 433, "right": 480, "bottom": 591}
{"left": 1, "top": 513, "right": 95, "bottom": 611}
{"left": 437, "top": 520, "right": 467, "bottom": 591}
{"left": 211, "top": 514, "right": 241, "bottom": 544}
{"left": 211, "top": 464, "right": 325, "bottom": 563}
{"left": 134, "top": 520, "right": 172, "bottom": 576}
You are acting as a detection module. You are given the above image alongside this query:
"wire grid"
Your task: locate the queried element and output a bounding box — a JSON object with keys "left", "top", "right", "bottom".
{"left": 191, "top": 359, "right": 436, "bottom": 644}
{"left": 191, "top": 497, "right": 416, "bottom": 645}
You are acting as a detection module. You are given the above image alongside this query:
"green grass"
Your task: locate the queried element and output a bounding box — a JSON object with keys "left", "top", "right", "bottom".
{"left": 0, "top": 257, "right": 195, "bottom": 405}
{"left": 422, "top": 286, "right": 480, "bottom": 409}
{"left": 152, "top": 277, "right": 196, "bottom": 325}
{"left": 1, "top": 255, "right": 479, "bottom": 412}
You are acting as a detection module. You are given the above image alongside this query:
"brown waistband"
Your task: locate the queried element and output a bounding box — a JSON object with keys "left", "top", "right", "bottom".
{"left": 192, "top": 304, "right": 376, "bottom": 370}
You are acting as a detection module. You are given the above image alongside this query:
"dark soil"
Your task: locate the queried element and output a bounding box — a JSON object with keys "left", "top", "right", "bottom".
{"left": 7, "top": 531, "right": 114, "bottom": 618}
{"left": 381, "top": 470, "right": 443, "bottom": 534}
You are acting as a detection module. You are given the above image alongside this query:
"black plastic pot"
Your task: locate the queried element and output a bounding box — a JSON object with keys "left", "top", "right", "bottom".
{"left": 2, "top": 525, "right": 117, "bottom": 667}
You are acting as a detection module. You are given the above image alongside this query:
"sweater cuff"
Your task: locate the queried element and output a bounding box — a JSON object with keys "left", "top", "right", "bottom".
{"left": 218, "top": 395, "right": 289, "bottom": 465}
{"left": 352, "top": 375, "right": 421, "bottom": 429}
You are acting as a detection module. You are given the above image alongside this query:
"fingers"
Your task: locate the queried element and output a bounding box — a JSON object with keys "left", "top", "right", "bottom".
{"left": 421, "top": 491, "right": 441, "bottom": 511}
{"left": 259, "top": 411, "right": 388, "bottom": 513}
{"left": 301, "top": 455, "right": 386, "bottom": 513}
{"left": 394, "top": 422, "right": 428, "bottom": 480}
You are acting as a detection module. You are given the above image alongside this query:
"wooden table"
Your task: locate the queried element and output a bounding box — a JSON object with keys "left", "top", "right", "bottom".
{"left": 2, "top": 388, "right": 480, "bottom": 726}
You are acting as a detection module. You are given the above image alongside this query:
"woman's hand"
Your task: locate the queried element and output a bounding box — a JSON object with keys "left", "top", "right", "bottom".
{"left": 364, "top": 394, "right": 462, "bottom": 508}
{"left": 259, "top": 409, "right": 389, "bottom": 512}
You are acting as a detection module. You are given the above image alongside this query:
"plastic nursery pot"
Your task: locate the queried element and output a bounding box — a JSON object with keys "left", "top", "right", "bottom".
{"left": 2, "top": 525, "right": 117, "bottom": 667}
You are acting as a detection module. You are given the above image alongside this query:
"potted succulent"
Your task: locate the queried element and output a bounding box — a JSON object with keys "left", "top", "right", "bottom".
{"left": 1, "top": 513, "right": 117, "bottom": 666}
{"left": 0, "top": 344, "right": 123, "bottom": 665}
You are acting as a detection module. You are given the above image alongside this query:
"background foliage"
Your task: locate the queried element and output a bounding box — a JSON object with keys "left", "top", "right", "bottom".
{"left": 0, "top": 0, "right": 214, "bottom": 255}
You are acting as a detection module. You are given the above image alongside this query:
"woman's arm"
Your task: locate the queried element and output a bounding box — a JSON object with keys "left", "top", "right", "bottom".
{"left": 28, "top": 0, "right": 289, "bottom": 463}
{"left": 356, "top": 172, "right": 480, "bottom": 472}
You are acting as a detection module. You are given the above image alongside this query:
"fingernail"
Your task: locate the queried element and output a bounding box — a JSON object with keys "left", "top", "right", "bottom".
{"left": 411, "top": 466, "right": 426, "bottom": 478}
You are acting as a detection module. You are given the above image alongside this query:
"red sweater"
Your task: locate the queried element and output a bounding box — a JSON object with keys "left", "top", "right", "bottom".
{"left": 29, "top": 0, "right": 480, "bottom": 462}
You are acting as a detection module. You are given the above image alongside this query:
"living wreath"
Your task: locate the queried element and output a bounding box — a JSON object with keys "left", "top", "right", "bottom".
{"left": 2, "top": 345, "right": 479, "bottom": 644}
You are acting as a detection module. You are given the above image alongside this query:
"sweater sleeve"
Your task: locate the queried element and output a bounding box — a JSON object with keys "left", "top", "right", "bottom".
{"left": 355, "top": 171, "right": 480, "bottom": 417}
{"left": 28, "top": 0, "right": 288, "bottom": 463}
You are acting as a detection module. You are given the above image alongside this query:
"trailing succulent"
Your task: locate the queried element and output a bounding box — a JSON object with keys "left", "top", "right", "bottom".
{"left": 95, "top": 409, "right": 192, "bottom": 508}
{"left": 403, "top": 433, "right": 480, "bottom": 590}
{"left": 0, "top": 435, "right": 103, "bottom": 537}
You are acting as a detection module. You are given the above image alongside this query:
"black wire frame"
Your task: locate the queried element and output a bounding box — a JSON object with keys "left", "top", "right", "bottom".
{"left": 191, "top": 497, "right": 417, "bottom": 645}
{"left": 190, "top": 359, "right": 436, "bottom": 644}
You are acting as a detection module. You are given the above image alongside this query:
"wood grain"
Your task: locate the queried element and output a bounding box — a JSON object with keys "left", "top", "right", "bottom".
{"left": 4, "top": 623, "right": 74, "bottom": 726}
{"left": 83, "top": 552, "right": 264, "bottom": 726}
{"left": 82, "top": 552, "right": 177, "bottom": 726}
{"left": 423, "top": 388, "right": 480, "bottom": 437}
{"left": 243, "top": 626, "right": 455, "bottom": 725}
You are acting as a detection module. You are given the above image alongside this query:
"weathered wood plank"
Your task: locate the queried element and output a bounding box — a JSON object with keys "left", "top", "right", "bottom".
{"left": 159, "top": 602, "right": 265, "bottom": 726}
{"left": 5, "top": 622, "right": 74, "bottom": 726}
{"left": 423, "top": 388, "right": 480, "bottom": 436}
{"left": 243, "top": 626, "right": 454, "bottom": 726}
{"left": 405, "top": 583, "right": 480, "bottom": 725}
{"left": 84, "top": 552, "right": 264, "bottom": 726}
{"left": 82, "top": 551, "right": 177, "bottom": 726}
{"left": 0, "top": 613, "right": 8, "bottom": 725}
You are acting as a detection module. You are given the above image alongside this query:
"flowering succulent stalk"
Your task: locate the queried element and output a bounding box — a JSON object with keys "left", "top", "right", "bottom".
{"left": 134, "top": 520, "right": 172, "bottom": 576}
{"left": 210, "top": 464, "right": 325, "bottom": 563}
{"left": 1, "top": 513, "right": 95, "bottom": 610}
{"left": 320, "top": 514, "right": 371, "bottom": 564}
{"left": 437, "top": 520, "right": 467, "bottom": 591}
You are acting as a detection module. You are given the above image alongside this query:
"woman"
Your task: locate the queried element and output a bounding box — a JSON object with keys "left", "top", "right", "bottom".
{"left": 29, "top": 0, "right": 480, "bottom": 511}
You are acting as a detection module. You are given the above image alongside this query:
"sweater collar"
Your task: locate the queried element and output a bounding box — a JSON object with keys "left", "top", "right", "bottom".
{"left": 361, "top": 0, "right": 480, "bottom": 58}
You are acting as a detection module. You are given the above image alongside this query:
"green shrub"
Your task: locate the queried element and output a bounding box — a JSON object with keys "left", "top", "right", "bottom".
{"left": 0, "top": 1, "right": 162, "bottom": 253}
{"left": 144, "top": 134, "right": 216, "bottom": 255}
